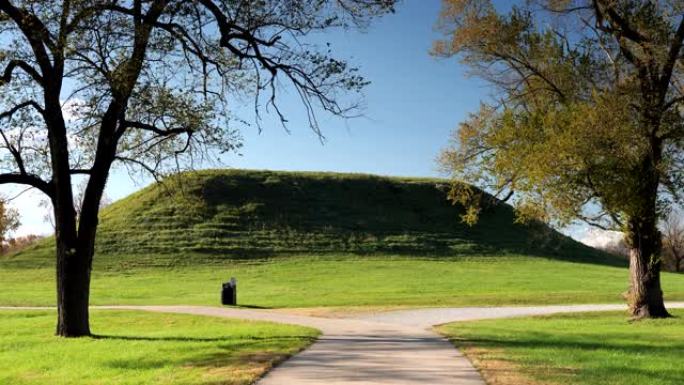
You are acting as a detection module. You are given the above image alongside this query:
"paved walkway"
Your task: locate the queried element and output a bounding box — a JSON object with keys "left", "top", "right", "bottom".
{"left": 4, "top": 302, "right": 684, "bottom": 384}
{"left": 102, "top": 305, "right": 485, "bottom": 385}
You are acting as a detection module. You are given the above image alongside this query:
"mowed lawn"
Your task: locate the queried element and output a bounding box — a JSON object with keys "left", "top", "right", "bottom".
{"left": 0, "top": 310, "right": 318, "bottom": 385}
{"left": 2, "top": 254, "right": 684, "bottom": 307}
{"left": 439, "top": 310, "right": 684, "bottom": 385}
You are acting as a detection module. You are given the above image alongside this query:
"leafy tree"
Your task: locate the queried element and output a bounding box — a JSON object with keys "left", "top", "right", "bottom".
{"left": 435, "top": 0, "right": 684, "bottom": 318}
{"left": 0, "top": 0, "right": 395, "bottom": 336}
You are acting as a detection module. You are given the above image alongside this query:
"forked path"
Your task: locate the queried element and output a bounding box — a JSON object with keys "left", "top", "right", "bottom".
{"left": 99, "top": 302, "right": 684, "bottom": 385}
{"left": 4, "top": 303, "right": 684, "bottom": 384}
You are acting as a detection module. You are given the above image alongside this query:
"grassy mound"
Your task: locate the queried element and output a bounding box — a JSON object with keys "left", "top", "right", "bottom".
{"left": 4, "top": 169, "right": 658, "bottom": 309}
{"left": 17, "top": 169, "right": 612, "bottom": 265}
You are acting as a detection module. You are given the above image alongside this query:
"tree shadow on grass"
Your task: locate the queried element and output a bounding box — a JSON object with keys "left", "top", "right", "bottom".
{"left": 92, "top": 334, "right": 314, "bottom": 343}
{"left": 236, "top": 304, "right": 271, "bottom": 309}
{"left": 461, "top": 335, "right": 684, "bottom": 356}
{"left": 452, "top": 331, "right": 684, "bottom": 384}
{"left": 98, "top": 333, "right": 314, "bottom": 383}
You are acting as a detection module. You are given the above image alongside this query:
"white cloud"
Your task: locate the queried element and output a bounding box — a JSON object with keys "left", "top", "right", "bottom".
{"left": 579, "top": 228, "right": 624, "bottom": 249}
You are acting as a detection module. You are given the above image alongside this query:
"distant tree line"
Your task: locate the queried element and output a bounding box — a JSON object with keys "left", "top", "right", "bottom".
{"left": 2, "top": 234, "right": 44, "bottom": 255}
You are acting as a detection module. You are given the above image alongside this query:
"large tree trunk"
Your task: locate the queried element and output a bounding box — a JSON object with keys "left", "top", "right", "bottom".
{"left": 55, "top": 234, "right": 93, "bottom": 337}
{"left": 622, "top": 126, "right": 671, "bottom": 319}
{"left": 54, "top": 171, "right": 108, "bottom": 337}
{"left": 54, "top": 182, "right": 94, "bottom": 337}
{"left": 54, "top": 194, "right": 93, "bottom": 337}
{"left": 43, "top": 77, "right": 95, "bottom": 336}
{"left": 53, "top": 176, "right": 94, "bottom": 337}
{"left": 55, "top": 142, "right": 113, "bottom": 337}
{"left": 626, "top": 217, "right": 670, "bottom": 319}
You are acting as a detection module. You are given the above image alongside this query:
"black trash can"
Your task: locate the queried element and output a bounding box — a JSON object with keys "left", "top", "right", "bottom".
{"left": 221, "top": 278, "right": 237, "bottom": 306}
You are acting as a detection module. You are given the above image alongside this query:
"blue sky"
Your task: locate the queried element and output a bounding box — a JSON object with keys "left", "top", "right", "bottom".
{"left": 13, "top": 0, "right": 595, "bottom": 241}
{"left": 220, "top": 1, "right": 482, "bottom": 177}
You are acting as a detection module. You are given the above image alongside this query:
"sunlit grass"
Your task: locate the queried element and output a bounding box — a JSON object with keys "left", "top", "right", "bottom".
{"left": 0, "top": 310, "right": 318, "bottom": 385}
{"left": 439, "top": 310, "right": 684, "bottom": 385}
{"left": 2, "top": 254, "right": 683, "bottom": 308}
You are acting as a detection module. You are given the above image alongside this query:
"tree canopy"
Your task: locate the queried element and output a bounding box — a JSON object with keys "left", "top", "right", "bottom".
{"left": 436, "top": 0, "right": 684, "bottom": 229}
{"left": 0, "top": 0, "right": 395, "bottom": 187}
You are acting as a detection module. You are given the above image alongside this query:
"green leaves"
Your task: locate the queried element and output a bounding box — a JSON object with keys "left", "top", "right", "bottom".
{"left": 437, "top": 1, "right": 684, "bottom": 231}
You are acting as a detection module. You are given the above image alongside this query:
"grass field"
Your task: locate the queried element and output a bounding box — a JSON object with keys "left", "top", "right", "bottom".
{"left": 2, "top": 254, "right": 684, "bottom": 308}
{"left": 0, "top": 310, "right": 317, "bottom": 385}
{"left": 439, "top": 310, "right": 684, "bottom": 385}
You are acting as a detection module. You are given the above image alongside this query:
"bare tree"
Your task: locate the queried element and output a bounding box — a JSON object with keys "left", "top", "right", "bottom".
{"left": 663, "top": 213, "right": 684, "bottom": 272}
{"left": 0, "top": 0, "right": 396, "bottom": 337}
{"left": 40, "top": 179, "right": 112, "bottom": 229}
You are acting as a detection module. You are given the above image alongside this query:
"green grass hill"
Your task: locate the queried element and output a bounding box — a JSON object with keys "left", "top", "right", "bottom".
{"left": 6, "top": 168, "right": 660, "bottom": 309}
{"left": 73, "top": 169, "right": 601, "bottom": 261}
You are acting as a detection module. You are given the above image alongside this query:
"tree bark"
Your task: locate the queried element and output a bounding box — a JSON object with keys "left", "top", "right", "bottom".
{"left": 54, "top": 158, "right": 111, "bottom": 337}
{"left": 55, "top": 220, "right": 93, "bottom": 337}
{"left": 54, "top": 124, "right": 115, "bottom": 337}
{"left": 626, "top": 217, "right": 671, "bottom": 319}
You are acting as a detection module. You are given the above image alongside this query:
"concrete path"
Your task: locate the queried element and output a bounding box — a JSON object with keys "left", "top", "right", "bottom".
{"left": 355, "top": 302, "right": 684, "bottom": 328}
{"left": 102, "top": 305, "right": 485, "bottom": 385}
{"left": 4, "top": 302, "right": 684, "bottom": 384}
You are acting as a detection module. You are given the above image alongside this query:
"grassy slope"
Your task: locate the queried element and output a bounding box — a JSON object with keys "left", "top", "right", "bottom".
{"left": 439, "top": 310, "right": 684, "bottom": 385}
{"left": 4, "top": 169, "right": 684, "bottom": 307}
{"left": 48, "top": 169, "right": 605, "bottom": 259}
{"left": 0, "top": 310, "right": 317, "bottom": 385}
